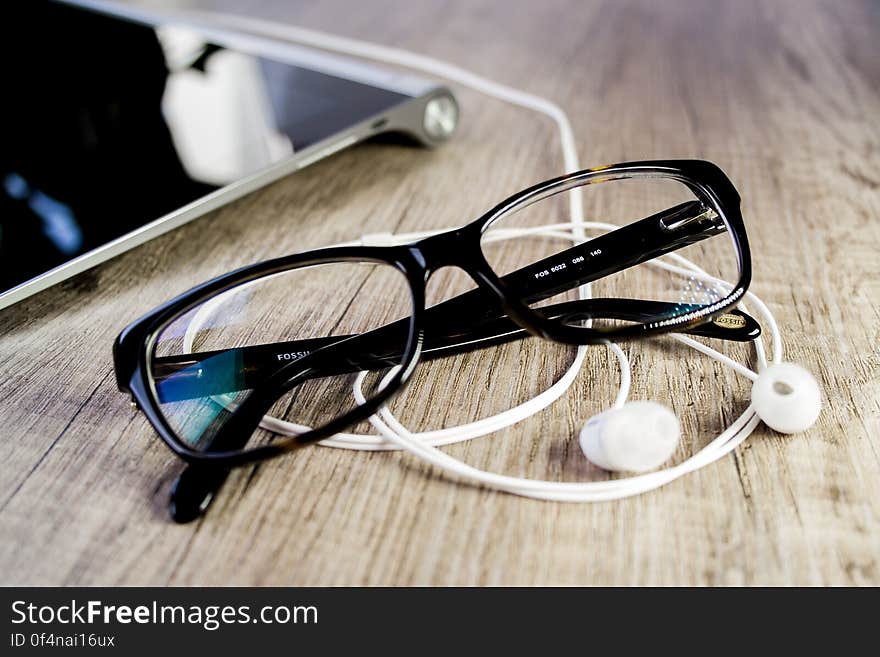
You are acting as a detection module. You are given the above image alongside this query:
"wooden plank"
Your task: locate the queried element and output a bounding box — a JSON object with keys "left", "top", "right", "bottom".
{"left": 0, "top": 0, "right": 877, "bottom": 585}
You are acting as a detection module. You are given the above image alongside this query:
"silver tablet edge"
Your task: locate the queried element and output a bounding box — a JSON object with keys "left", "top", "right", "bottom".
{"left": 0, "top": 87, "right": 455, "bottom": 312}
{"left": 2, "top": 2, "right": 458, "bottom": 311}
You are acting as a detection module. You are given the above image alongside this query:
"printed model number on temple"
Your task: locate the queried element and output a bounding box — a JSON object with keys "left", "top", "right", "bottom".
{"left": 533, "top": 249, "right": 601, "bottom": 279}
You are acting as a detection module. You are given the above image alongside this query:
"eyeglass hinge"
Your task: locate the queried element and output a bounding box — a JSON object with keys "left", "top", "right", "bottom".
{"left": 659, "top": 204, "right": 723, "bottom": 233}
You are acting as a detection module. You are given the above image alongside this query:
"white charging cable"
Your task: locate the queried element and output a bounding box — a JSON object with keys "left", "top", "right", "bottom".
{"left": 169, "top": 9, "right": 806, "bottom": 501}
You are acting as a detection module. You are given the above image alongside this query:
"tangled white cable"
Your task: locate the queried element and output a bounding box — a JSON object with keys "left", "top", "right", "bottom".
{"left": 171, "top": 8, "right": 821, "bottom": 502}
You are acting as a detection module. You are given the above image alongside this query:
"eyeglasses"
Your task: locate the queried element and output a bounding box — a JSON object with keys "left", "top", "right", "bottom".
{"left": 113, "top": 160, "right": 754, "bottom": 521}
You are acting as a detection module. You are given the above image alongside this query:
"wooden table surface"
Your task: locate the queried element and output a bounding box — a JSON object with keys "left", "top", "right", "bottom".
{"left": 1, "top": 0, "right": 878, "bottom": 586}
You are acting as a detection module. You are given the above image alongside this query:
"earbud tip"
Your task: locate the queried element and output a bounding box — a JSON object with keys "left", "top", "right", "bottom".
{"left": 580, "top": 401, "right": 681, "bottom": 473}
{"left": 751, "top": 362, "right": 821, "bottom": 434}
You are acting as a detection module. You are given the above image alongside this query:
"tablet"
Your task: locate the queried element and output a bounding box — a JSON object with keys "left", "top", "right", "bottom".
{"left": 0, "top": 0, "right": 458, "bottom": 310}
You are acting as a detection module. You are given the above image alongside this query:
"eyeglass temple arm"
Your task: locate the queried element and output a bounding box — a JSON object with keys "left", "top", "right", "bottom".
{"left": 152, "top": 201, "right": 753, "bottom": 402}
{"left": 153, "top": 298, "right": 759, "bottom": 401}
{"left": 463, "top": 200, "right": 728, "bottom": 320}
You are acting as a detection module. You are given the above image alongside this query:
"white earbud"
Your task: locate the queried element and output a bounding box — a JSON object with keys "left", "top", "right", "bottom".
{"left": 579, "top": 401, "right": 681, "bottom": 472}
{"left": 751, "top": 362, "right": 821, "bottom": 434}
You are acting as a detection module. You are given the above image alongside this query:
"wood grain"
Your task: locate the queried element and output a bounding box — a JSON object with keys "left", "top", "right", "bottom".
{"left": 0, "top": 0, "right": 878, "bottom": 586}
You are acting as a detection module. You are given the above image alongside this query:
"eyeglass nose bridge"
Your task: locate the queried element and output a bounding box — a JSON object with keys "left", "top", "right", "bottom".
{"left": 410, "top": 226, "right": 486, "bottom": 272}
{"left": 410, "top": 227, "right": 513, "bottom": 302}
{"left": 408, "top": 228, "right": 555, "bottom": 342}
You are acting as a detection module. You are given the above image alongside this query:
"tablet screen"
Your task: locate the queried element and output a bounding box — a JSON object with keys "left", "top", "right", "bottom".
{"left": 1, "top": 2, "right": 412, "bottom": 297}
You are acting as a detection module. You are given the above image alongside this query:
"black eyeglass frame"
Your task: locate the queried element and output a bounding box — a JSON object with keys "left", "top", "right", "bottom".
{"left": 114, "top": 159, "right": 751, "bottom": 471}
